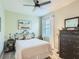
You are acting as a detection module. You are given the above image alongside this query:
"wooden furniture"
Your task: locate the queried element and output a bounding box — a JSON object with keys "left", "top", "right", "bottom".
{"left": 4, "top": 39, "right": 15, "bottom": 53}
{"left": 59, "top": 30, "right": 79, "bottom": 59}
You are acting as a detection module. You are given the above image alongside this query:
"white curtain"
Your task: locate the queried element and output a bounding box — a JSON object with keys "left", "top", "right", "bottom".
{"left": 41, "top": 13, "right": 54, "bottom": 41}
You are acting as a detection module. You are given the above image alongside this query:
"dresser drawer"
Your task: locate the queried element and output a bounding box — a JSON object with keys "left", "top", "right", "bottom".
{"left": 74, "top": 39, "right": 79, "bottom": 44}
{"left": 73, "top": 43, "right": 79, "bottom": 48}
{"left": 73, "top": 48, "right": 79, "bottom": 53}
{"left": 74, "top": 55, "right": 79, "bottom": 59}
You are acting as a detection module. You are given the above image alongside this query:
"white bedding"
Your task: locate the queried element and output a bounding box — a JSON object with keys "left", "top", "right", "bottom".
{"left": 15, "top": 38, "right": 52, "bottom": 59}
{"left": 16, "top": 38, "right": 49, "bottom": 49}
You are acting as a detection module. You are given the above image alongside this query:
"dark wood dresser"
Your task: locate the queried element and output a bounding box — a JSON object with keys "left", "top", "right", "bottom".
{"left": 59, "top": 30, "right": 79, "bottom": 59}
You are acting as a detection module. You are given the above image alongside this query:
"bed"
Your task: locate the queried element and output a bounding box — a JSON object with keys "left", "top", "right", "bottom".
{"left": 15, "top": 38, "right": 52, "bottom": 59}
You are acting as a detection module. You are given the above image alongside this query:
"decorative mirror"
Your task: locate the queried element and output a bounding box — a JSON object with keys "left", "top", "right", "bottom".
{"left": 65, "top": 17, "right": 79, "bottom": 29}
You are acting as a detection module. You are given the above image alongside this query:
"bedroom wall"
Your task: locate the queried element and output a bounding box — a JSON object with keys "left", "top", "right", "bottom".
{"left": 0, "top": 0, "right": 5, "bottom": 55}
{"left": 5, "top": 10, "right": 40, "bottom": 40}
{"left": 54, "top": 0, "right": 79, "bottom": 50}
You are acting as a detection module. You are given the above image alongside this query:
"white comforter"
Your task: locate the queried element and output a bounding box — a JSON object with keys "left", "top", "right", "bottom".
{"left": 15, "top": 38, "right": 52, "bottom": 59}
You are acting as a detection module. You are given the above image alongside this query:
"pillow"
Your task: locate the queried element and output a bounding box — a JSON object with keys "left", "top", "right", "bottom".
{"left": 17, "top": 34, "right": 25, "bottom": 40}
{"left": 16, "top": 32, "right": 35, "bottom": 40}
{"left": 17, "top": 34, "right": 31, "bottom": 40}
{"left": 25, "top": 34, "right": 32, "bottom": 40}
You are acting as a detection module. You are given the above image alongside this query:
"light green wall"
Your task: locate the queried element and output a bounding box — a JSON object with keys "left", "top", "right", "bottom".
{"left": 5, "top": 10, "right": 40, "bottom": 40}
{"left": 0, "top": 0, "right": 1, "bottom": 2}
{"left": 54, "top": 0, "right": 79, "bottom": 49}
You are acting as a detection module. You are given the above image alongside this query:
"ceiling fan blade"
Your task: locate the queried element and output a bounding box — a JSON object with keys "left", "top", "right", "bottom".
{"left": 24, "top": 4, "right": 35, "bottom": 6}
{"left": 40, "top": 1, "right": 51, "bottom": 6}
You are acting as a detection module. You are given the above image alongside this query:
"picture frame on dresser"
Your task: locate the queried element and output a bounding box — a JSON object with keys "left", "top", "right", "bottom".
{"left": 64, "top": 16, "right": 79, "bottom": 30}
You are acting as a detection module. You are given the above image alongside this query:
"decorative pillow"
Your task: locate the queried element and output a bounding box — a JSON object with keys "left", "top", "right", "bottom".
{"left": 15, "top": 32, "right": 35, "bottom": 40}
{"left": 25, "top": 34, "right": 32, "bottom": 40}
{"left": 18, "top": 34, "right": 24, "bottom": 40}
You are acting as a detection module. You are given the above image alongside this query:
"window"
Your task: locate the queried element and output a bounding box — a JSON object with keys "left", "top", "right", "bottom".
{"left": 42, "top": 14, "right": 53, "bottom": 38}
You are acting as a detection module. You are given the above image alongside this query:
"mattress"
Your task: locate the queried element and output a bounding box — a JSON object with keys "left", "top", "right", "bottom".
{"left": 15, "top": 38, "right": 52, "bottom": 59}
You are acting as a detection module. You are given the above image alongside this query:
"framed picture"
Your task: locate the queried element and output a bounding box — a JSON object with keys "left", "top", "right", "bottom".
{"left": 64, "top": 17, "right": 79, "bottom": 29}
{"left": 18, "top": 20, "right": 31, "bottom": 30}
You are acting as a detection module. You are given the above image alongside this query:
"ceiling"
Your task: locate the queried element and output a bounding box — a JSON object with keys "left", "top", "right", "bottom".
{"left": 2, "top": 0, "right": 76, "bottom": 16}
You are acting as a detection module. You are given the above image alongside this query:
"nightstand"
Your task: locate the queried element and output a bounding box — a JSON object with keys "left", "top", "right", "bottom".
{"left": 4, "top": 39, "right": 15, "bottom": 53}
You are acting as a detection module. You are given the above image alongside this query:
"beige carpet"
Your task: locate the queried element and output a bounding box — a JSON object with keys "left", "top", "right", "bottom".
{"left": 3, "top": 52, "right": 15, "bottom": 59}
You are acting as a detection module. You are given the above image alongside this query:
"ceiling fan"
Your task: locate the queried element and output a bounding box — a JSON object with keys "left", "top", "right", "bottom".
{"left": 24, "top": 0, "right": 51, "bottom": 8}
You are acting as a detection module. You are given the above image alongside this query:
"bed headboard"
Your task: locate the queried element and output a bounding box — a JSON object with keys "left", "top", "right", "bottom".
{"left": 14, "top": 30, "right": 35, "bottom": 40}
